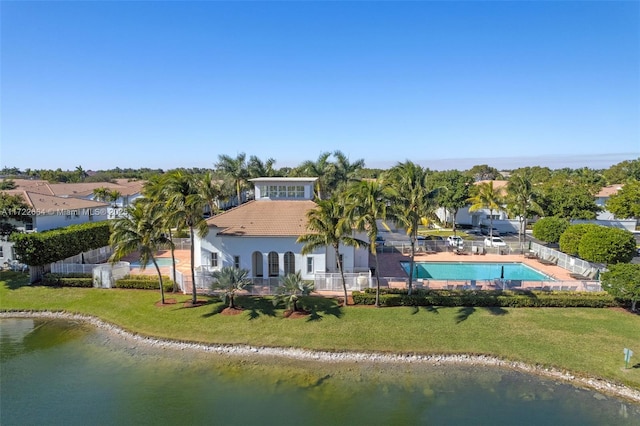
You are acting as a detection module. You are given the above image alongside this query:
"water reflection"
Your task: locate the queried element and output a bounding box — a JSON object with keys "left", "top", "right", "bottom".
{"left": 1, "top": 318, "right": 639, "bottom": 426}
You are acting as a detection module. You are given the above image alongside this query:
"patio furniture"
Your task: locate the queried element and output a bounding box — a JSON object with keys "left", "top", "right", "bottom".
{"left": 537, "top": 256, "right": 557, "bottom": 266}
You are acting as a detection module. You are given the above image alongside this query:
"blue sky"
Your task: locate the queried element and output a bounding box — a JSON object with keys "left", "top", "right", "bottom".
{"left": 1, "top": 1, "right": 638, "bottom": 172}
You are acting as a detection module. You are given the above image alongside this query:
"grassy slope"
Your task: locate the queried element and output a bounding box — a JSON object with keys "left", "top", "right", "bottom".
{"left": 1, "top": 271, "right": 639, "bottom": 389}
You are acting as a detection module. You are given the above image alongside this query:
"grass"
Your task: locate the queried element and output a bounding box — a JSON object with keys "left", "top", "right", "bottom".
{"left": 1, "top": 271, "right": 639, "bottom": 389}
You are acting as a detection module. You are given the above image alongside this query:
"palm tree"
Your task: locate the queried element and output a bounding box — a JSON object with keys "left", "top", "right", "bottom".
{"left": 296, "top": 152, "right": 335, "bottom": 200}
{"left": 506, "top": 172, "right": 544, "bottom": 251}
{"left": 432, "top": 170, "right": 474, "bottom": 235}
{"left": 199, "top": 171, "right": 226, "bottom": 217}
{"left": 273, "top": 271, "right": 314, "bottom": 313}
{"left": 297, "top": 198, "right": 365, "bottom": 306}
{"left": 108, "top": 190, "right": 122, "bottom": 208}
{"left": 386, "top": 161, "right": 439, "bottom": 294}
{"left": 141, "top": 175, "right": 180, "bottom": 292}
{"left": 92, "top": 187, "right": 110, "bottom": 203}
{"left": 163, "top": 171, "right": 209, "bottom": 304}
{"left": 109, "top": 202, "right": 170, "bottom": 304}
{"left": 211, "top": 266, "right": 252, "bottom": 309}
{"left": 345, "top": 180, "right": 395, "bottom": 307}
{"left": 75, "top": 165, "right": 87, "bottom": 182}
{"left": 467, "top": 181, "right": 503, "bottom": 240}
{"left": 248, "top": 155, "right": 277, "bottom": 178}
{"left": 332, "top": 150, "right": 365, "bottom": 194}
{"left": 215, "top": 153, "right": 249, "bottom": 206}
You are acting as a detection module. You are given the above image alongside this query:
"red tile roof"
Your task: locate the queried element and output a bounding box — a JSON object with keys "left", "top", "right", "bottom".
{"left": 206, "top": 200, "right": 317, "bottom": 236}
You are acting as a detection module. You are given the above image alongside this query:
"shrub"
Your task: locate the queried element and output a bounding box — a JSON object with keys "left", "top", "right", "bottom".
{"left": 601, "top": 263, "right": 640, "bottom": 312}
{"left": 115, "top": 275, "right": 174, "bottom": 291}
{"left": 10, "top": 222, "right": 111, "bottom": 266}
{"left": 42, "top": 273, "right": 93, "bottom": 288}
{"left": 559, "top": 224, "right": 601, "bottom": 256}
{"left": 578, "top": 226, "right": 636, "bottom": 264}
{"left": 532, "top": 217, "right": 569, "bottom": 243}
{"left": 351, "top": 289, "right": 617, "bottom": 308}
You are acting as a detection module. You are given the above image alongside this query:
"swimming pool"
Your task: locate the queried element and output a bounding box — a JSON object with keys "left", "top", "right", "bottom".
{"left": 130, "top": 258, "right": 178, "bottom": 268}
{"left": 401, "top": 262, "right": 554, "bottom": 281}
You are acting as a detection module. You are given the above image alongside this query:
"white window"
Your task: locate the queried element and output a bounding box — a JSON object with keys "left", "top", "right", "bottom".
{"left": 233, "top": 255, "right": 240, "bottom": 269}
{"left": 211, "top": 252, "right": 218, "bottom": 267}
{"left": 268, "top": 252, "right": 279, "bottom": 277}
{"left": 306, "top": 257, "right": 313, "bottom": 274}
{"left": 284, "top": 252, "right": 295, "bottom": 275}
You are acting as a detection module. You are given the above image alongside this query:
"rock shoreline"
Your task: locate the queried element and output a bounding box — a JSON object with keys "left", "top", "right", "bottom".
{"left": 3, "top": 310, "right": 640, "bottom": 404}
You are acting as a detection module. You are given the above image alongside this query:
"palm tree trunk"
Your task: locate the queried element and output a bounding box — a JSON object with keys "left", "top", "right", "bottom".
{"left": 408, "top": 238, "right": 415, "bottom": 295}
{"left": 374, "top": 252, "right": 381, "bottom": 308}
{"left": 169, "top": 229, "right": 178, "bottom": 293}
{"left": 152, "top": 258, "right": 165, "bottom": 304}
{"left": 190, "top": 226, "right": 197, "bottom": 304}
{"left": 335, "top": 245, "right": 349, "bottom": 306}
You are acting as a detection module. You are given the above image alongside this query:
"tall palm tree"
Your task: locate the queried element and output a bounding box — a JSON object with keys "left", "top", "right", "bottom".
{"left": 163, "top": 171, "right": 209, "bottom": 304}
{"left": 109, "top": 202, "right": 169, "bottom": 304}
{"left": 108, "top": 190, "right": 122, "bottom": 208}
{"left": 215, "top": 153, "right": 249, "bottom": 206}
{"left": 199, "top": 171, "right": 226, "bottom": 217}
{"left": 386, "top": 161, "right": 439, "bottom": 294}
{"left": 506, "top": 172, "right": 544, "bottom": 251}
{"left": 467, "top": 181, "right": 504, "bottom": 240}
{"left": 345, "top": 180, "right": 395, "bottom": 308}
{"left": 211, "top": 266, "right": 252, "bottom": 309}
{"left": 297, "top": 198, "right": 365, "bottom": 306}
{"left": 141, "top": 175, "right": 180, "bottom": 292}
{"left": 92, "top": 187, "right": 110, "bottom": 203}
{"left": 332, "top": 150, "right": 365, "bottom": 194}
{"left": 75, "top": 165, "right": 87, "bottom": 182}
{"left": 248, "top": 155, "right": 277, "bottom": 178}
{"left": 297, "top": 152, "right": 335, "bottom": 200}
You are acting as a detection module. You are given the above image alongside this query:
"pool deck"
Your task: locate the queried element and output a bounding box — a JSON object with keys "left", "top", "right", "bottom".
{"left": 375, "top": 251, "right": 575, "bottom": 282}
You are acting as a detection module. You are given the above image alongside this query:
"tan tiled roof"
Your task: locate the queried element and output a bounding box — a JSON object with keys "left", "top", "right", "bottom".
{"left": 7, "top": 179, "right": 145, "bottom": 198}
{"left": 6, "top": 191, "right": 109, "bottom": 212}
{"left": 596, "top": 184, "right": 623, "bottom": 198}
{"left": 6, "top": 179, "right": 55, "bottom": 195}
{"left": 206, "top": 200, "right": 317, "bottom": 236}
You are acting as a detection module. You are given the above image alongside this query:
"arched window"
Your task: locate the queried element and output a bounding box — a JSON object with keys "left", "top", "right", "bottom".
{"left": 252, "top": 251, "right": 263, "bottom": 277}
{"left": 268, "top": 252, "right": 279, "bottom": 277}
{"left": 284, "top": 252, "right": 295, "bottom": 275}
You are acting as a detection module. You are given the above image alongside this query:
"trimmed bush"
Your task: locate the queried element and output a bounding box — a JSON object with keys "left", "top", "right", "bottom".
{"left": 578, "top": 226, "right": 636, "bottom": 264}
{"left": 115, "top": 275, "right": 174, "bottom": 291}
{"left": 352, "top": 288, "right": 617, "bottom": 308}
{"left": 42, "top": 273, "right": 93, "bottom": 288}
{"left": 10, "top": 222, "right": 111, "bottom": 266}
{"left": 559, "top": 224, "right": 601, "bottom": 256}
{"left": 532, "top": 217, "right": 569, "bottom": 243}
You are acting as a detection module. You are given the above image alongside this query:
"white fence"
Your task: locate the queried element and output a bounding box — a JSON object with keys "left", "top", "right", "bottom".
{"left": 529, "top": 242, "right": 603, "bottom": 277}
{"left": 50, "top": 246, "right": 113, "bottom": 275}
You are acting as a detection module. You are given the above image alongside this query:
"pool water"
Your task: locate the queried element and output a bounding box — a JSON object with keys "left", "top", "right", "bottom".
{"left": 129, "top": 258, "right": 178, "bottom": 268}
{"left": 401, "top": 262, "right": 553, "bottom": 281}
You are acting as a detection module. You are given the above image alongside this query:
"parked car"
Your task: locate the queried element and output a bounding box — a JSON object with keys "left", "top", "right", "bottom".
{"left": 484, "top": 237, "right": 507, "bottom": 247}
{"left": 480, "top": 226, "right": 500, "bottom": 236}
{"left": 447, "top": 235, "right": 464, "bottom": 248}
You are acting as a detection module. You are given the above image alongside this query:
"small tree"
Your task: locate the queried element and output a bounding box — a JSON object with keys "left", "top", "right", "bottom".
{"left": 273, "top": 271, "right": 314, "bottom": 313}
{"left": 578, "top": 227, "right": 636, "bottom": 264}
{"left": 559, "top": 224, "right": 601, "bottom": 256}
{"left": 532, "top": 217, "right": 569, "bottom": 243}
{"left": 211, "top": 266, "right": 252, "bottom": 309}
{"left": 601, "top": 263, "right": 640, "bottom": 312}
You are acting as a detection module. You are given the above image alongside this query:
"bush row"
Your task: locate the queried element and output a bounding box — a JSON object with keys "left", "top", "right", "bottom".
{"left": 11, "top": 222, "right": 111, "bottom": 266}
{"left": 352, "top": 288, "right": 618, "bottom": 308}
{"left": 42, "top": 273, "right": 93, "bottom": 288}
{"left": 115, "top": 275, "right": 174, "bottom": 291}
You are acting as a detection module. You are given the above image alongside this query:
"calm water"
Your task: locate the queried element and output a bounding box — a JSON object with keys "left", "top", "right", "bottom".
{"left": 402, "top": 262, "right": 553, "bottom": 281}
{"left": 1, "top": 318, "right": 638, "bottom": 426}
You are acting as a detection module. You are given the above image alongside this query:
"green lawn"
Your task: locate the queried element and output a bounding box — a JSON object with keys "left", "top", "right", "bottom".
{"left": 1, "top": 271, "right": 639, "bottom": 389}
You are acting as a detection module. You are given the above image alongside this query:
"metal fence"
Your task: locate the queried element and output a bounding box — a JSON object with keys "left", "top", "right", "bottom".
{"left": 375, "top": 276, "right": 601, "bottom": 292}
{"left": 529, "top": 242, "right": 603, "bottom": 277}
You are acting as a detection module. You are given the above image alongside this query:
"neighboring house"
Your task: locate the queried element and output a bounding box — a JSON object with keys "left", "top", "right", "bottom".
{"left": 0, "top": 190, "right": 109, "bottom": 264}
{"left": 594, "top": 184, "right": 623, "bottom": 220}
{"left": 194, "top": 177, "right": 370, "bottom": 283}
{"left": 436, "top": 180, "right": 514, "bottom": 232}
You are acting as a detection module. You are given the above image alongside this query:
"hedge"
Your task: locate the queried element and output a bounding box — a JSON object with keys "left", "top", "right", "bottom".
{"left": 352, "top": 288, "right": 618, "bottom": 308}
{"left": 42, "top": 273, "right": 93, "bottom": 288}
{"left": 10, "top": 222, "right": 111, "bottom": 266}
{"left": 115, "top": 275, "right": 174, "bottom": 291}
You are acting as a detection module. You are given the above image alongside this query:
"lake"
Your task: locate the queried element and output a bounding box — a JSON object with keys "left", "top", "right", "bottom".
{"left": 1, "top": 318, "right": 639, "bottom": 425}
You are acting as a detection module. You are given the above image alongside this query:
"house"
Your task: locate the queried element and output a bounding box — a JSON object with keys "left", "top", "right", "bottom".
{"left": 594, "top": 184, "right": 623, "bottom": 220}
{"left": 0, "top": 190, "right": 109, "bottom": 265}
{"left": 194, "top": 177, "right": 370, "bottom": 283}
{"left": 435, "top": 180, "right": 516, "bottom": 233}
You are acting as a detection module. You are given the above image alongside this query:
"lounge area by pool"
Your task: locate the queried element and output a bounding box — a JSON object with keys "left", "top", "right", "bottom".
{"left": 401, "top": 262, "right": 554, "bottom": 281}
